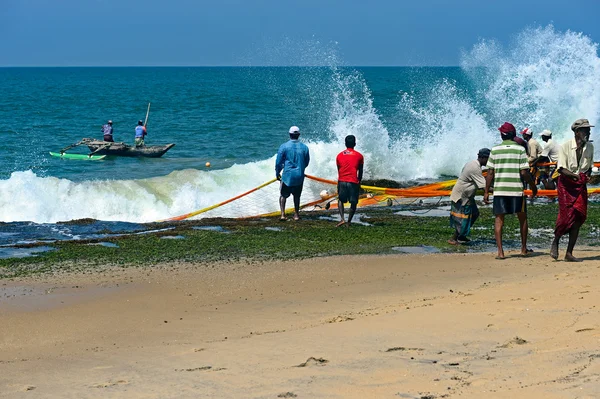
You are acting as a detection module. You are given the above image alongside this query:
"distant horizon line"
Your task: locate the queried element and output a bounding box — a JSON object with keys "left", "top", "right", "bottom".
{"left": 0, "top": 65, "right": 463, "bottom": 68}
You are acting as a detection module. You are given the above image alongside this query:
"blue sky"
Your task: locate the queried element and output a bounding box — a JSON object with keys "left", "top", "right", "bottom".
{"left": 2, "top": 0, "right": 599, "bottom": 66}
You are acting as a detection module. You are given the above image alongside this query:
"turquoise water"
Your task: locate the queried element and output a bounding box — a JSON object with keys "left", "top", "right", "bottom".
{"left": 0, "top": 26, "right": 599, "bottom": 230}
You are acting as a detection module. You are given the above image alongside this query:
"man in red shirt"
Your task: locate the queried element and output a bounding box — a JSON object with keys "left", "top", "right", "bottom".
{"left": 336, "top": 135, "right": 364, "bottom": 227}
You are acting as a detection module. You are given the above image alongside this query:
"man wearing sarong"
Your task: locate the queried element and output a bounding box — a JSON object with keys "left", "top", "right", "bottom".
{"left": 550, "top": 118, "right": 595, "bottom": 262}
{"left": 484, "top": 122, "right": 538, "bottom": 259}
{"left": 448, "top": 148, "right": 490, "bottom": 245}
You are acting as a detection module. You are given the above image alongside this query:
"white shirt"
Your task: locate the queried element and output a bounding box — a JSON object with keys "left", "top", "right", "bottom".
{"left": 557, "top": 138, "right": 594, "bottom": 174}
{"left": 541, "top": 138, "right": 560, "bottom": 162}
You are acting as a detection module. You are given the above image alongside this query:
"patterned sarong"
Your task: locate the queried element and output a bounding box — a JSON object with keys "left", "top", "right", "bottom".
{"left": 554, "top": 173, "right": 588, "bottom": 237}
{"left": 450, "top": 199, "right": 479, "bottom": 239}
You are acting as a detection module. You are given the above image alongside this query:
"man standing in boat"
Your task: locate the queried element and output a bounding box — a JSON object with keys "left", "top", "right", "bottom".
{"left": 135, "top": 120, "right": 147, "bottom": 147}
{"left": 102, "top": 120, "right": 114, "bottom": 142}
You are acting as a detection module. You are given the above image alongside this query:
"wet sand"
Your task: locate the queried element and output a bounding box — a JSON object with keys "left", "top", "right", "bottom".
{"left": 1, "top": 250, "right": 600, "bottom": 398}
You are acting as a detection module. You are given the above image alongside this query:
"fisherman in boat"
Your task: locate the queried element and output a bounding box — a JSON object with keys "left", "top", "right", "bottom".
{"left": 135, "top": 120, "right": 147, "bottom": 147}
{"left": 102, "top": 120, "right": 114, "bottom": 142}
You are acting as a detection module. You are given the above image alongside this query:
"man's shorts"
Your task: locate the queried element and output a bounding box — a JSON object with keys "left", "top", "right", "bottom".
{"left": 493, "top": 195, "right": 526, "bottom": 215}
{"left": 337, "top": 181, "right": 360, "bottom": 204}
{"left": 135, "top": 137, "right": 145, "bottom": 147}
{"left": 103, "top": 135, "right": 114, "bottom": 142}
{"left": 280, "top": 182, "right": 303, "bottom": 199}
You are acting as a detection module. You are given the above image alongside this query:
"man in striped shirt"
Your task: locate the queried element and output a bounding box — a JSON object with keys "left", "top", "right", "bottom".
{"left": 484, "top": 122, "right": 538, "bottom": 259}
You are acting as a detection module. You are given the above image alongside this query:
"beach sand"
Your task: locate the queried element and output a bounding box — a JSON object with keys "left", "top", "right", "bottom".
{"left": 1, "top": 250, "right": 599, "bottom": 398}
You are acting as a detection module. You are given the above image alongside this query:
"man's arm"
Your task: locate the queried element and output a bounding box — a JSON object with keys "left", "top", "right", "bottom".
{"left": 520, "top": 169, "right": 538, "bottom": 197}
{"left": 275, "top": 147, "right": 284, "bottom": 180}
{"left": 357, "top": 163, "right": 364, "bottom": 183}
{"left": 556, "top": 143, "right": 579, "bottom": 181}
{"left": 483, "top": 169, "right": 494, "bottom": 204}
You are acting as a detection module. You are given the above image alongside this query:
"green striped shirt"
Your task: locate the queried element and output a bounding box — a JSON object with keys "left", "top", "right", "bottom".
{"left": 487, "top": 140, "right": 529, "bottom": 197}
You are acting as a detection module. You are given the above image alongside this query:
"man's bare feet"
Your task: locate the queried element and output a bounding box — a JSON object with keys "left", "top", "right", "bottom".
{"left": 564, "top": 253, "right": 582, "bottom": 262}
{"left": 336, "top": 220, "right": 345, "bottom": 228}
{"left": 447, "top": 239, "right": 458, "bottom": 245}
{"left": 293, "top": 214, "right": 300, "bottom": 221}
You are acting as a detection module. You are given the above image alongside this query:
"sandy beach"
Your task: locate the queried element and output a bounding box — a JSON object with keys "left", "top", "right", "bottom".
{"left": 1, "top": 250, "right": 600, "bottom": 399}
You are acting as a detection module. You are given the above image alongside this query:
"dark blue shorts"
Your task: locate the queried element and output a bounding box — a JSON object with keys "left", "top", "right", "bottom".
{"left": 337, "top": 181, "right": 360, "bottom": 204}
{"left": 280, "top": 182, "right": 303, "bottom": 199}
{"left": 493, "top": 195, "right": 526, "bottom": 215}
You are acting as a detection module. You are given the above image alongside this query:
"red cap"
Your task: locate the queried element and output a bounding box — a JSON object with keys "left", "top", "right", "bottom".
{"left": 520, "top": 127, "right": 532, "bottom": 136}
{"left": 498, "top": 122, "right": 516, "bottom": 134}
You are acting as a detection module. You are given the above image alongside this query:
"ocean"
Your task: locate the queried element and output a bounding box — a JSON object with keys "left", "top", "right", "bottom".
{"left": 1, "top": 26, "right": 599, "bottom": 246}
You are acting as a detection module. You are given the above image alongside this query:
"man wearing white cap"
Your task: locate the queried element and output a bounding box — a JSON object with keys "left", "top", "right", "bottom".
{"left": 535, "top": 129, "right": 560, "bottom": 189}
{"left": 540, "top": 129, "right": 559, "bottom": 161}
{"left": 275, "top": 126, "right": 310, "bottom": 221}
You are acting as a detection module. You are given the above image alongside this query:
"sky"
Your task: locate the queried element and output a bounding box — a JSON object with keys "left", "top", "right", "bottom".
{"left": 1, "top": 0, "right": 599, "bottom": 67}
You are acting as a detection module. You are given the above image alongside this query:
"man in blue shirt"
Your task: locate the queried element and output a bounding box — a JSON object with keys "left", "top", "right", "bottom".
{"left": 275, "top": 126, "right": 310, "bottom": 221}
{"left": 102, "top": 120, "right": 114, "bottom": 142}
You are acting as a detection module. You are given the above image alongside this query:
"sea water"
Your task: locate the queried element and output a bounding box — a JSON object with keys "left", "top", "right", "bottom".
{"left": 0, "top": 26, "right": 599, "bottom": 241}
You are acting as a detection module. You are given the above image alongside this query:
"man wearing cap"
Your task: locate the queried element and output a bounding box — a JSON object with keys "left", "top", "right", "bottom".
{"left": 448, "top": 148, "right": 490, "bottom": 245}
{"left": 102, "top": 120, "right": 114, "bottom": 142}
{"left": 134, "top": 120, "right": 147, "bottom": 147}
{"left": 484, "top": 122, "right": 538, "bottom": 259}
{"left": 540, "top": 130, "right": 560, "bottom": 162}
{"left": 550, "top": 118, "right": 595, "bottom": 262}
{"left": 535, "top": 129, "right": 560, "bottom": 189}
{"left": 521, "top": 127, "right": 543, "bottom": 165}
{"left": 335, "top": 135, "right": 364, "bottom": 228}
{"left": 275, "top": 126, "right": 310, "bottom": 221}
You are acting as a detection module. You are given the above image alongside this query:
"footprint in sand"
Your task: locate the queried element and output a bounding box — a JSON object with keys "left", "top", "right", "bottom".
{"left": 498, "top": 336, "right": 528, "bottom": 348}
{"left": 295, "top": 357, "right": 329, "bottom": 367}
{"left": 277, "top": 392, "right": 298, "bottom": 398}
{"left": 90, "top": 380, "right": 129, "bottom": 389}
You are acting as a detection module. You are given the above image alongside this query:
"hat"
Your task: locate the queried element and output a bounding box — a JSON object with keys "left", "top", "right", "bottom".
{"left": 138, "top": 120, "right": 144, "bottom": 125}
{"left": 107, "top": 120, "right": 113, "bottom": 124}
{"left": 498, "top": 122, "right": 516, "bottom": 134}
{"left": 520, "top": 127, "right": 532, "bottom": 136}
{"left": 571, "top": 118, "right": 595, "bottom": 131}
{"left": 289, "top": 126, "right": 300, "bottom": 134}
{"left": 540, "top": 129, "right": 552, "bottom": 137}
{"left": 478, "top": 148, "right": 491, "bottom": 158}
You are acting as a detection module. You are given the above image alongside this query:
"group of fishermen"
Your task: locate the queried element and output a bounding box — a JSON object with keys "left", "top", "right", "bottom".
{"left": 101, "top": 120, "right": 148, "bottom": 147}
{"left": 275, "top": 118, "right": 595, "bottom": 261}
{"left": 449, "top": 118, "right": 595, "bottom": 262}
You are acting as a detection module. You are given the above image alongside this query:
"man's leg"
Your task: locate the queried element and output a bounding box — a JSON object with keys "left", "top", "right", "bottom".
{"left": 347, "top": 203, "right": 357, "bottom": 225}
{"left": 292, "top": 192, "right": 301, "bottom": 220}
{"left": 494, "top": 214, "right": 505, "bottom": 259}
{"left": 565, "top": 221, "right": 583, "bottom": 262}
{"left": 279, "top": 196, "right": 286, "bottom": 220}
{"left": 337, "top": 201, "right": 346, "bottom": 227}
{"left": 517, "top": 212, "right": 529, "bottom": 255}
{"left": 550, "top": 234, "right": 560, "bottom": 259}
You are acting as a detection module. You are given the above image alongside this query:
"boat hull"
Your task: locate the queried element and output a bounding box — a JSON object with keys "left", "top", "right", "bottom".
{"left": 83, "top": 139, "right": 175, "bottom": 158}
